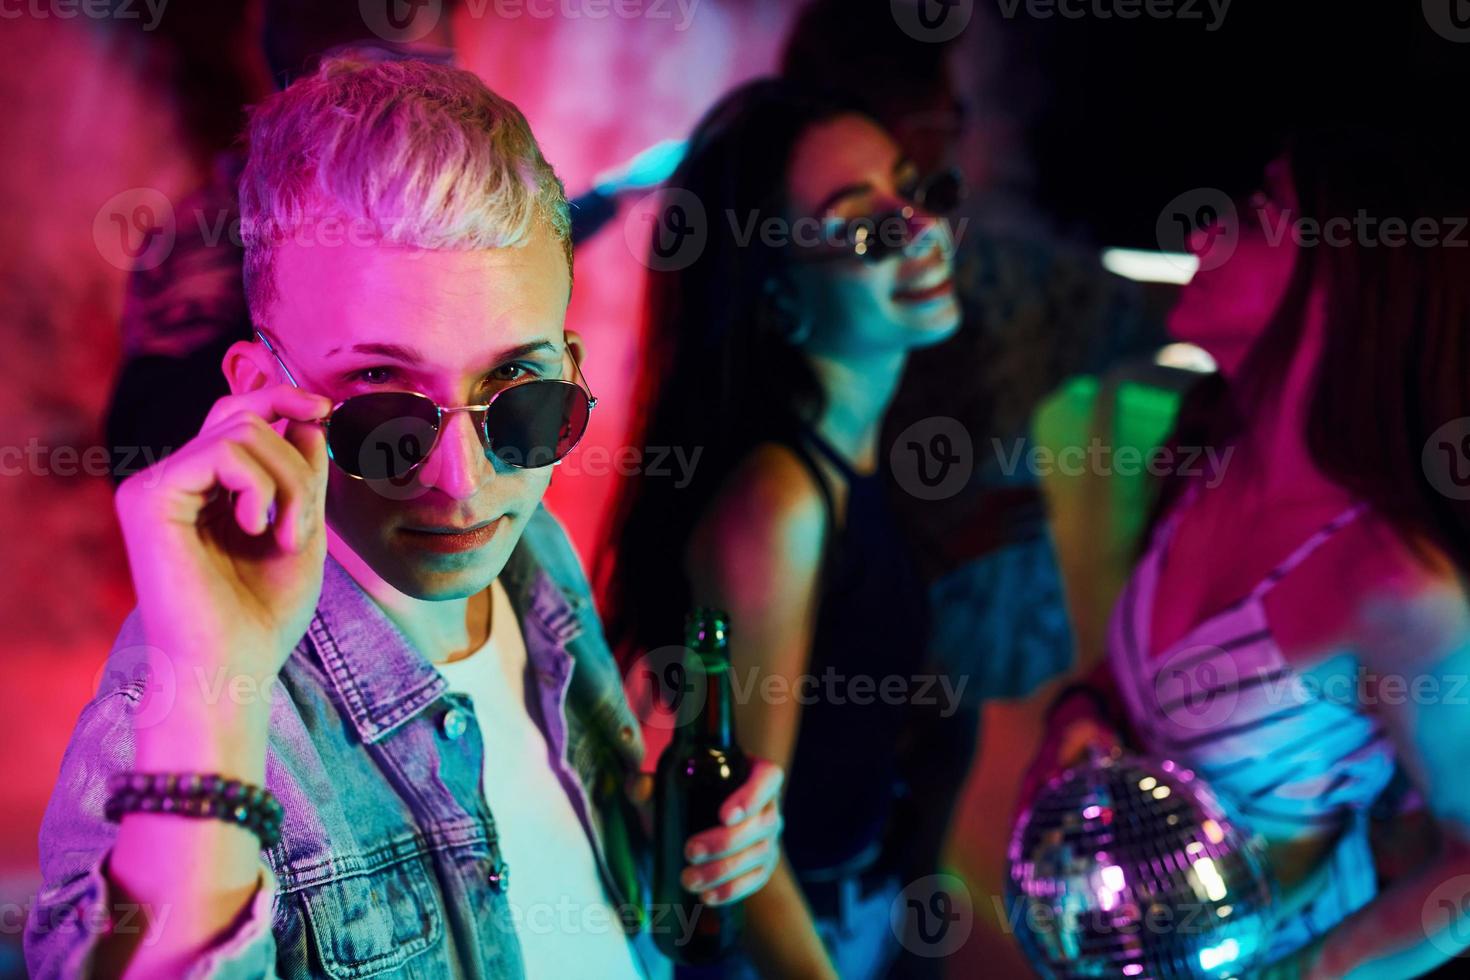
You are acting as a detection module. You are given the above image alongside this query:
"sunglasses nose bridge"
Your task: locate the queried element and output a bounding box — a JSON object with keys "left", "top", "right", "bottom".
{"left": 437, "top": 403, "right": 495, "bottom": 453}
{"left": 416, "top": 404, "right": 497, "bottom": 496}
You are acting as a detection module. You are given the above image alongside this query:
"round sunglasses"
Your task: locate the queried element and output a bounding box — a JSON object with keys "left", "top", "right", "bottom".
{"left": 254, "top": 329, "right": 596, "bottom": 481}
{"left": 807, "top": 167, "right": 967, "bottom": 265}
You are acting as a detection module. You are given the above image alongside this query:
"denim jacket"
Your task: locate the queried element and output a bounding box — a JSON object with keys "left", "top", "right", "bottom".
{"left": 26, "top": 505, "right": 671, "bottom": 980}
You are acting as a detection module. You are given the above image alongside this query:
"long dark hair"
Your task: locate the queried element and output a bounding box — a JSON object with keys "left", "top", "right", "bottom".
{"left": 1152, "top": 121, "right": 1470, "bottom": 579}
{"left": 599, "top": 78, "right": 867, "bottom": 662}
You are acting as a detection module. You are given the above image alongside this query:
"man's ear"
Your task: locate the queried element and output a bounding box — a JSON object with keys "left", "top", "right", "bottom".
{"left": 221, "top": 337, "right": 278, "bottom": 397}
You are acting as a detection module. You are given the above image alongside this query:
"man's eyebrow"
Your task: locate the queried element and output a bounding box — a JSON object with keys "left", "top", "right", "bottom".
{"left": 325, "top": 341, "right": 422, "bottom": 362}
{"left": 324, "top": 340, "right": 561, "bottom": 363}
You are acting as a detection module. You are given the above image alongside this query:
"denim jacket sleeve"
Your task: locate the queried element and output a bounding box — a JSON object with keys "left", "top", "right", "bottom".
{"left": 24, "top": 608, "right": 280, "bottom": 980}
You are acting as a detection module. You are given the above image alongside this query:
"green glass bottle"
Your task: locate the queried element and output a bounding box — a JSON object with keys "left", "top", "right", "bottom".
{"left": 653, "top": 608, "right": 751, "bottom": 964}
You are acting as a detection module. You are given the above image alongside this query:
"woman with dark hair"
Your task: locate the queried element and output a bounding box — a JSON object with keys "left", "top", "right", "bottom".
{"left": 1025, "top": 124, "right": 1470, "bottom": 977}
{"left": 603, "top": 79, "right": 963, "bottom": 977}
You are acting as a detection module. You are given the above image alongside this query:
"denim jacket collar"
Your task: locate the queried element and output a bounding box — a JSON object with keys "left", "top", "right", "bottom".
{"left": 307, "top": 554, "right": 450, "bottom": 745}
{"left": 305, "top": 513, "right": 644, "bottom": 769}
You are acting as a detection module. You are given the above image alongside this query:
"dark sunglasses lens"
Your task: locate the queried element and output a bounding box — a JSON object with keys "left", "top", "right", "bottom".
{"left": 327, "top": 393, "right": 440, "bottom": 480}
{"left": 854, "top": 212, "right": 914, "bottom": 263}
{"left": 483, "top": 382, "right": 590, "bottom": 469}
{"left": 919, "top": 170, "right": 964, "bottom": 214}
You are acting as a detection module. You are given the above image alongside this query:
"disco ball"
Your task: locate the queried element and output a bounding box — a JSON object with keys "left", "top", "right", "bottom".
{"left": 1006, "top": 751, "right": 1274, "bottom": 979}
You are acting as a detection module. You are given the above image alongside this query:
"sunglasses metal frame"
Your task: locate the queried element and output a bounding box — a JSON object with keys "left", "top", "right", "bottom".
{"left": 252, "top": 328, "right": 598, "bottom": 479}
{"left": 798, "top": 167, "right": 967, "bottom": 266}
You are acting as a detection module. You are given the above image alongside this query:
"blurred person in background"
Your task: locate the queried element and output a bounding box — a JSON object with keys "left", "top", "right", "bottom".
{"left": 1025, "top": 123, "right": 1470, "bottom": 977}
{"left": 782, "top": 8, "right": 1166, "bottom": 972}
{"left": 784, "top": 0, "right": 1164, "bottom": 703}
{"left": 604, "top": 77, "right": 963, "bottom": 978}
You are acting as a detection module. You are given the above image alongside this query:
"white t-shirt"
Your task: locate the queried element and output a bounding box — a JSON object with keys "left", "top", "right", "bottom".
{"left": 436, "top": 579, "right": 644, "bottom": 980}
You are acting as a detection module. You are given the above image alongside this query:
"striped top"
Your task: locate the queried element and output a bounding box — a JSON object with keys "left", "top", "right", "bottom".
{"left": 1107, "top": 485, "right": 1398, "bottom": 957}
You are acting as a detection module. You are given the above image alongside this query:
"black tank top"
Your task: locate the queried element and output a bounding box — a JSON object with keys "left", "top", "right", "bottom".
{"left": 775, "top": 425, "right": 931, "bottom": 874}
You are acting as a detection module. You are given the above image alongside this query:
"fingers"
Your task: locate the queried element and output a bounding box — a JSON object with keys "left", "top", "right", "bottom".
{"left": 281, "top": 417, "right": 330, "bottom": 549}
{"left": 1055, "top": 719, "right": 1120, "bottom": 769}
{"left": 127, "top": 411, "right": 323, "bottom": 552}
{"left": 677, "top": 759, "right": 785, "bottom": 902}
{"left": 202, "top": 384, "right": 333, "bottom": 434}
{"left": 210, "top": 441, "right": 277, "bottom": 539}
{"left": 201, "top": 416, "right": 316, "bottom": 551}
{"left": 716, "top": 758, "right": 784, "bottom": 828}
{"left": 700, "top": 862, "right": 776, "bottom": 907}
{"left": 686, "top": 799, "right": 781, "bottom": 863}
{"left": 680, "top": 829, "right": 780, "bottom": 906}
{"left": 1018, "top": 720, "right": 1123, "bottom": 813}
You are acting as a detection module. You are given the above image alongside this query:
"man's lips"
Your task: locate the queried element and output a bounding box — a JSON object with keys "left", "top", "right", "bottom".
{"left": 401, "top": 518, "right": 499, "bottom": 534}
{"left": 398, "top": 516, "right": 507, "bottom": 553}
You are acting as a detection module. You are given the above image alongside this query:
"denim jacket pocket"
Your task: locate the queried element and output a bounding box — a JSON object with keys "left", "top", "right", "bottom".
{"left": 299, "top": 850, "right": 443, "bottom": 979}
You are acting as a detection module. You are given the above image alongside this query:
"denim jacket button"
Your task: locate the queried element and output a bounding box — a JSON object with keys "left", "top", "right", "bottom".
{"left": 439, "top": 707, "right": 468, "bottom": 741}
{"left": 488, "top": 858, "right": 510, "bottom": 892}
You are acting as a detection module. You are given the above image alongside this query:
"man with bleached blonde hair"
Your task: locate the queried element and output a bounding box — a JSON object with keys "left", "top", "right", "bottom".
{"left": 28, "top": 57, "right": 782, "bottom": 980}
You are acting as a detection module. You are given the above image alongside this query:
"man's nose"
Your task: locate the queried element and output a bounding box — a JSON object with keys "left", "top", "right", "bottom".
{"left": 418, "top": 409, "right": 494, "bottom": 500}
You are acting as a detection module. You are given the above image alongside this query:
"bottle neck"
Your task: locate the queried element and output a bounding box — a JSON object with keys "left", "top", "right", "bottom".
{"left": 687, "top": 650, "right": 735, "bottom": 748}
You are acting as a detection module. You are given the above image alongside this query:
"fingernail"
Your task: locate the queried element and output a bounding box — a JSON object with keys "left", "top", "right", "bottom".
{"left": 686, "top": 844, "right": 705, "bottom": 862}
{"left": 725, "top": 807, "right": 744, "bottom": 826}
{"left": 701, "top": 891, "right": 720, "bottom": 906}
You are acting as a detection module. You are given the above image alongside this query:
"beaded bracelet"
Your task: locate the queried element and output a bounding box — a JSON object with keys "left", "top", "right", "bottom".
{"left": 104, "top": 772, "right": 284, "bottom": 848}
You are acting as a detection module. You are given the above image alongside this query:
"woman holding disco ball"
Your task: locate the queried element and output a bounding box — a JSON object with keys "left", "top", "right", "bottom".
{"left": 1021, "top": 122, "right": 1470, "bottom": 978}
